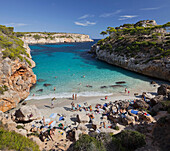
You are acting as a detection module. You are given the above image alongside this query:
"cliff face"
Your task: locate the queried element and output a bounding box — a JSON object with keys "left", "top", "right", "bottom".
{"left": 0, "top": 25, "right": 36, "bottom": 112}
{"left": 91, "top": 20, "right": 170, "bottom": 81}
{"left": 20, "top": 33, "right": 93, "bottom": 44}
{"left": 0, "top": 48, "right": 36, "bottom": 112}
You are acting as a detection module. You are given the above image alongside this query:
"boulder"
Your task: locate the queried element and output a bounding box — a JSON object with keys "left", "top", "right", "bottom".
{"left": 143, "top": 92, "right": 155, "bottom": 99}
{"left": 77, "top": 114, "right": 89, "bottom": 123}
{"left": 36, "top": 89, "right": 43, "bottom": 92}
{"left": 77, "top": 123, "right": 87, "bottom": 131}
{"left": 0, "top": 111, "right": 5, "bottom": 121}
{"left": 43, "top": 83, "right": 51, "bottom": 87}
{"left": 75, "top": 129, "right": 83, "bottom": 141}
{"left": 150, "top": 95, "right": 164, "bottom": 106}
{"left": 15, "top": 129, "right": 27, "bottom": 137}
{"left": 133, "top": 100, "right": 149, "bottom": 109}
{"left": 120, "top": 101, "right": 129, "bottom": 109}
{"left": 157, "top": 84, "right": 167, "bottom": 96}
{"left": 168, "top": 93, "right": 170, "bottom": 100}
{"left": 12, "top": 105, "right": 42, "bottom": 122}
{"left": 152, "top": 102, "right": 164, "bottom": 113}
{"left": 37, "top": 79, "right": 46, "bottom": 82}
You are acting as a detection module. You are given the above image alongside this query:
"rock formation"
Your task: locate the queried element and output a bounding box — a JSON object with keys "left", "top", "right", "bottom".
{"left": 20, "top": 33, "right": 93, "bottom": 44}
{"left": 90, "top": 20, "right": 170, "bottom": 81}
{"left": 0, "top": 50, "right": 36, "bottom": 112}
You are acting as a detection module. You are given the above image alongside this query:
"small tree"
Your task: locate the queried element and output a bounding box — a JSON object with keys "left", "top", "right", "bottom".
{"left": 100, "top": 31, "right": 107, "bottom": 36}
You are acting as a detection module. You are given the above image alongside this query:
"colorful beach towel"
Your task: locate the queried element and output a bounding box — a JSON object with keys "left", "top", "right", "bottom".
{"left": 59, "top": 116, "right": 64, "bottom": 121}
{"left": 45, "top": 118, "right": 51, "bottom": 123}
{"left": 131, "top": 110, "right": 138, "bottom": 115}
{"left": 49, "top": 113, "right": 57, "bottom": 118}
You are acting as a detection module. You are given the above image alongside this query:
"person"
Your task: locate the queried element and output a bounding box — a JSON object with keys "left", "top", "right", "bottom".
{"left": 72, "top": 94, "right": 74, "bottom": 100}
{"left": 40, "top": 127, "right": 56, "bottom": 142}
{"left": 125, "top": 88, "right": 127, "bottom": 94}
{"left": 128, "top": 91, "right": 130, "bottom": 95}
{"left": 43, "top": 116, "right": 46, "bottom": 126}
{"left": 89, "top": 105, "right": 92, "bottom": 112}
{"left": 105, "top": 96, "right": 108, "bottom": 100}
{"left": 54, "top": 87, "right": 56, "bottom": 91}
{"left": 75, "top": 94, "right": 77, "bottom": 100}
{"left": 58, "top": 123, "right": 64, "bottom": 129}
{"left": 51, "top": 99, "right": 54, "bottom": 109}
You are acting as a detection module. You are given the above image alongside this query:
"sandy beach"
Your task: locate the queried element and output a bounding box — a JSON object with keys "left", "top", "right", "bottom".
{"left": 25, "top": 84, "right": 158, "bottom": 119}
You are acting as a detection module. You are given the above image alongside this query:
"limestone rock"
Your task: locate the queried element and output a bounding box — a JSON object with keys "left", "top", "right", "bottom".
{"left": 133, "top": 100, "right": 149, "bottom": 109}
{"left": 12, "top": 105, "right": 42, "bottom": 122}
{"left": 150, "top": 95, "right": 164, "bottom": 106}
{"left": 77, "top": 114, "right": 89, "bottom": 123}
{"left": 157, "top": 84, "right": 168, "bottom": 96}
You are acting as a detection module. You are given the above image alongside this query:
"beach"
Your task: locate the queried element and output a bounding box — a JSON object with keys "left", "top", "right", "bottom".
{"left": 26, "top": 85, "right": 158, "bottom": 119}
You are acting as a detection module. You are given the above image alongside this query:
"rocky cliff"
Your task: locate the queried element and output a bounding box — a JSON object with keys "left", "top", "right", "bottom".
{"left": 0, "top": 25, "right": 36, "bottom": 112}
{"left": 18, "top": 33, "right": 93, "bottom": 44}
{"left": 90, "top": 20, "right": 170, "bottom": 81}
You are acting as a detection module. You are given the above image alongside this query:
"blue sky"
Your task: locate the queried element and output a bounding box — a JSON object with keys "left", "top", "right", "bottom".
{"left": 0, "top": 0, "right": 170, "bottom": 38}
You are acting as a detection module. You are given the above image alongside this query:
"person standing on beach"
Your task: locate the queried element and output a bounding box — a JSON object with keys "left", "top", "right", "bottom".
{"left": 75, "top": 94, "right": 77, "bottom": 100}
{"left": 72, "top": 94, "right": 74, "bottom": 100}
{"left": 128, "top": 91, "right": 130, "bottom": 95}
{"left": 125, "top": 88, "right": 127, "bottom": 94}
{"left": 54, "top": 87, "right": 56, "bottom": 91}
{"left": 51, "top": 98, "right": 55, "bottom": 109}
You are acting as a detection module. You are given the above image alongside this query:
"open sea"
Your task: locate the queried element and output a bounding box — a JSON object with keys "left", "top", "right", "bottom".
{"left": 27, "top": 40, "right": 166, "bottom": 100}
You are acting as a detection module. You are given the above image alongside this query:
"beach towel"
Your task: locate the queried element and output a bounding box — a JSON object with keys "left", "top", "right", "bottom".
{"left": 131, "top": 110, "right": 138, "bottom": 115}
{"left": 50, "top": 121, "right": 56, "bottom": 127}
{"left": 48, "top": 121, "right": 53, "bottom": 125}
{"left": 50, "top": 113, "right": 57, "bottom": 118}
{"left": 59, "top": 116, "right": 64, "bottom": 121}
{"left": 45, "top": 118, "right": 51, "bottom": 123}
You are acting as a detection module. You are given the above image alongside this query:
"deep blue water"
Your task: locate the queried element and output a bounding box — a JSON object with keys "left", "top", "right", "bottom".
{"left": 28, "top": 40, "right": 163, "bottom": 99}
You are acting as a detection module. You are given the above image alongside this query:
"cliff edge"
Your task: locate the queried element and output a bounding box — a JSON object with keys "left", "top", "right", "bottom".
{"left": 0, "top": 25, "right": 36, "bottom": 112}
{"left": 90, "top": 20, "right": 170, "bottom": 81}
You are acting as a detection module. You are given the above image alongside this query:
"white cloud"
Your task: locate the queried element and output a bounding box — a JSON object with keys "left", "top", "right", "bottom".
{"left": 78, "top": 14, "right": 94, "bottom": 19}
{"left": 118, "top": 15, "right": 138, "bottom": 20}
{"left": 100, "top": 10, "right": 122, "bottom": 18}
{"left": 74, "top": 21, "right": 96, "bottom": 26}
{"left": 140, "top": 7, "right": 160, "bottom": 10}
{"left": 5, "top": 23, "right": 27, "bottom": 27}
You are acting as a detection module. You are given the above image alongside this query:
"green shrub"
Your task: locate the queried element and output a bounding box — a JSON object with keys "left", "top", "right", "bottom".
{"left": 24, "top": 57, "right": 32, "bottom": 66}
{"left": 112, "top": 130, "right": 146, "bottom": 151}
{"left": 33, "top": 34, "right": 41, "bottom": 40}
{"left": 0, "top": 127, "right": 40, "bottom": 151}
{"left": 16, "top": 125, "right": 25, "bottom": 130}
{"left": 72, "top": 134, "right": 106, "bottom": 151}
{"left": 0, "top": 85, "right": 8, "bottom": 94}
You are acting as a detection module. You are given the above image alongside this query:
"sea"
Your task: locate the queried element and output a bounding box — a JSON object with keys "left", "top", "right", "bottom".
{"left": 27, "top": 39, "right": 166, "bottom": 100}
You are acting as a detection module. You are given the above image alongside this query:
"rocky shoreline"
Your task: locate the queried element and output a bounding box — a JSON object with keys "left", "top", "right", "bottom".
{"left": 90, "top": 20, "right": 170, "bottom": 82}
{"left": 90, "top": 44, "right": 170, "bottom": 81}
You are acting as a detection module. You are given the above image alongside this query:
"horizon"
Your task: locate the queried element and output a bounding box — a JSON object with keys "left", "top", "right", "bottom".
{"left": 1, "top": 0, "right": 170, "bottom": 39}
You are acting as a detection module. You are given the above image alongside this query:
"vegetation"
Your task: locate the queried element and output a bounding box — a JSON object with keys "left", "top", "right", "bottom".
{"left": 69, "top": 130, "right": 146, "bottom": 151}
{"left": 0, "top": 127, "right": 40, "bottom": 151}
{"left": 96, "top": 20, "right": 170, "bottom": 61}
{"left": 70, "top": 134, "right": 106, "bottom": 151}
{"left": 0, "top": 25, "right": 31, "bottom": 66}
{"left": 0, "top": 85, "right": 8, "bottom": 94}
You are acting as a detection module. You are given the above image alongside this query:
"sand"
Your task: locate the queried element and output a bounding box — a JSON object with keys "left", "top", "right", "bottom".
{"left": 25, "top": 84, "right": 158, "bottom": 120}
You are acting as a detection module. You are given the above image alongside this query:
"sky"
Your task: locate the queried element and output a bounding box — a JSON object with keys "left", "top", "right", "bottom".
{"left": 0, "top": 0, "right": 170, "bottom": 39}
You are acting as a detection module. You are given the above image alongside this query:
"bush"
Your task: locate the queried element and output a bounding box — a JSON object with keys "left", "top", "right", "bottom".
{"left": 112, "top": 130, "right": 146, "bottom": 151}
{"left": 0, "top": 127, "right": 40, "bottom": 151}
{"left": 33, "top": 34, "right": 41, "bottom": 40}
{"left": 70, "top": 134, "right": 106, "bottom": 151}
{"left": 0, "top": 85, "right": 8, "bottom": 94}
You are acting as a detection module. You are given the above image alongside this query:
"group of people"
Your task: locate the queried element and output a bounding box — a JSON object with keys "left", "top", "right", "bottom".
{"left": 72, "top": 94, "right": 77, "bottom": 100}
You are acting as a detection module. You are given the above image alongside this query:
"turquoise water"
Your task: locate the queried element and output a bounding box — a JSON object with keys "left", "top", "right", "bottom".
{"left": 28, "top": 40, "right": 163, "bottom": 99}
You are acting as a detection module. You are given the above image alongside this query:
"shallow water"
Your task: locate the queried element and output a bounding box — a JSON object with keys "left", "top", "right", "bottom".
{"left": 28, "top": 40, "right": 167, "bottom": 99}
